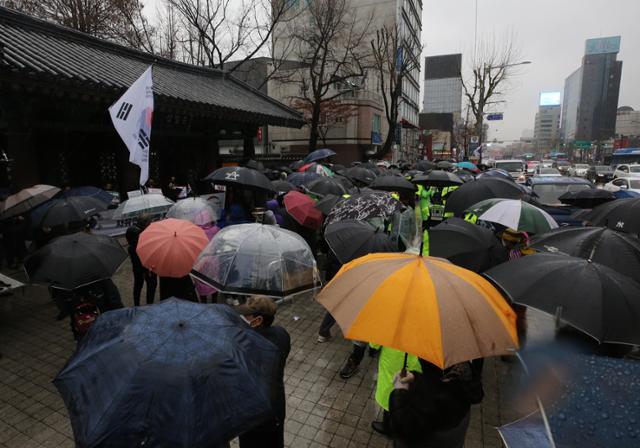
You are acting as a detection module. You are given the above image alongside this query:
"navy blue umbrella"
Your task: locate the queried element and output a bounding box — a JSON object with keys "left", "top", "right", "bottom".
{"left": 54, "top": 299, "right": 280, "bottom": 448}
{"left": 499, "top": 345, "right": 640, "bottom": 448}
{"left": 64, "top": 186, "right": 117, "bottom": 206}
{"left": 287, "top": 172, "right": 320, "bottom": 187}
{"left": 304, "top": 148, "right": 336, "bottom": 163}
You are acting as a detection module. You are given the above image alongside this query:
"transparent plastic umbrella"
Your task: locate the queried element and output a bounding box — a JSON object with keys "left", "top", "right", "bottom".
{"left": 166, "top": 197, "right": 220, "bottom": 226}
{"left": 112, "top": 194, "right": 174, "bottom": 220}
{"left": 191, "top": 223, "right": 319, "bottom": 298}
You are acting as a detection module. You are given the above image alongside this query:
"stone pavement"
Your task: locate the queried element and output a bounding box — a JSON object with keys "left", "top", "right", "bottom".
{"left": 0, "top": 260, "right": 554, "bottom": 448}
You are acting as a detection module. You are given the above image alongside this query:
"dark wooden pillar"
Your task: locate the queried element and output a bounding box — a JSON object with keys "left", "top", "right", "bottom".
{"left": 243, "top": 126, "right": 257, "bottom": 159}
{"left": 203, "top": 129, "right": 220, "bottom": 174}
{"left": 1, "top": 91, "right": 38, "bottom": 190}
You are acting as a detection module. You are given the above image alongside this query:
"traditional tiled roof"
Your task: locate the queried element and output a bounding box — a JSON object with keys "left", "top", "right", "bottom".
{"left": 0, "top": 6, "right": 303, "bottom": 127}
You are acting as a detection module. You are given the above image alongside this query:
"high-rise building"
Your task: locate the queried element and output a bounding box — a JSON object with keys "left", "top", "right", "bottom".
{"left": 269, "top": 0, "right": 422, "bottom": 163}
{"left": 423, "top": 54, "right": 462, "bottom": 114}
{"left": 561, "top": 36, "right": 623, "bottom": 143}
{"left": 534, "top": 92, "right": 561, "bottom": 152}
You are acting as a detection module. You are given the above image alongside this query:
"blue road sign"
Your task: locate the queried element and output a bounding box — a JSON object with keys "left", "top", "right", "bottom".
{"left": 487, "top": 113, "right": 504, "bottom": 121}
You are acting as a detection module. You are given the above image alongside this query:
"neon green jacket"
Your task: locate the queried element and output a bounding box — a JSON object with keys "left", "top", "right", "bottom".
{"left": 371, "top": 345, "right": 422, "bottom": 411}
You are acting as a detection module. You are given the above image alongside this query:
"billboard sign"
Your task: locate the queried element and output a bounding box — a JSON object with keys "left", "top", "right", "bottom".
{"left": 487, "top": 113, "right": 504, "bottom": 121}
{"left": 585, "top": 36, "right": 621, "bottom": 55}
{"left": 539, "top": 92, "right": 561, "bottom": 106}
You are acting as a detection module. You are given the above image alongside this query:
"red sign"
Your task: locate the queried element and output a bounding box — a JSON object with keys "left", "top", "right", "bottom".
{"left": 257, "top": 127, "right": 263, "bottom": 143}
{"left": 614, "top": 137, "right": 629, "bottom": 149}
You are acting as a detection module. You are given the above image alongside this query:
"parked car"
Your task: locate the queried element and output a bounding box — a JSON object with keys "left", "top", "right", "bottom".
{"left": 533, "top": 167, "right": 562, "bottom": 177}
{"left": 494, "top": 159, "right": 527, "bottom": 183}
{"left": 527, "top": 177, "right": 595, "bottom": 226}
{"left": 613, "top": 164, "right": 640, "bottom": 179}
{"left": 586, "top": 165, "right": 615, "bottom": 183}
{"left": 541, "top": 159, "right": 554, "bottom": 168}
{"left": 526, "top": 161, "right": 540, "bottom": 175}
{"left": 604, "top": 177, "right": 640, "bottom": 194}
{"left": 568, "top": 163, "right": 590, "bottom": 177}
{"left": 552, "top": 160, "right": 571, "bottom": 175}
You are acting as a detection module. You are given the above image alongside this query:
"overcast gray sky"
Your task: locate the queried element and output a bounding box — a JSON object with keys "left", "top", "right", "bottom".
{"left": 422, "top": 0, "right": 640, "bottom": 141}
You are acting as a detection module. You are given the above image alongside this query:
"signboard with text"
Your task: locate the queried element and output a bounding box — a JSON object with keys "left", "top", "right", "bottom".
{"left": 487, "top": 113, "right": 504, "bottom": 121}
{"left": 539, "top": 92, "right": 561, "bottom": 106}
{"left": 585, "top": 36, "right": 621, "bottom": 55}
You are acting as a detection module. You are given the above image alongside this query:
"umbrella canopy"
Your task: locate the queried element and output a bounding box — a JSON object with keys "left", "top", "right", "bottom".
{"left": 64, "top": 186, "right": 118, "bottom": 206}
{"left": 436, "top": 160, "right": 454, "bottom": 170}
{"left": 191, "top": 223, "right": 318, "bottom": 298}
{"left": 455, "top": 161, "right": 479, "bottom": 171}
{"left": 286, "top": 172, "right": 320, "bottom": 187}
{"left": 166, "top": 197, "right": 220, "bottom": 226}
{"left": 314, "top": 194, "right": 342, "bottom": 215}
{"left": 271, "top": 180, "right": 296, "bottom": 194}
{"left": 528, "top": 226, "right": 640, "bottom": 280}
{"left": 369, "top": 175, "right": 416, "bottom": 193}
{"left": 451, "top": 170, "right": 476, "bottom": 183}
{"left": 24, "top": 233, "right": 127, "bottom": 290}
{"left": 485, "top": 253, "right": 640, "bottom": 345}
{"left": 283, "top": 191, "right": 323, "bottom": 230}
{"left": 304, "top": 148, "right": 336, "bottom": 163}
{"left": 467, "top": 199, "right": 559, "bottom": 234}
{"left": 445, "top": 178, "right": 528, "bottom": 216}
{"left": 304, "top": 177, "right": 347, "bottom": 197}
{"left": 558, "top": 188, "right": 615, "bottom": 208}
{"left": 54, "top": 299, "right": 279, "bottom": 448}
{"left": 298, "top": 162, "right": 333, "bottom": 177}
{"left": 416, "top": 160, "right": 436, "bottom": 172}
{"left": 412, "top": 170, "right": 464, "bottom": 188}
{"left": 205, "top": 166, "right": 274, "bottom": 191}
{"left": 582, "top": 198, "right": 640, "bottom": 234}
{"left": 31, "top": 196, "right": 107, "bottom": 228}
{"left": 476, "top": 168, "right": 514, "bottom": 181}
{"left": 324, "top": 220, "right": 399, "bottom": 264}
{"left": 430, "top": 218, "right": 507, "bottom": 272}
{"left": 499, "top": 347, "right": 640, "bottom": 448}
{"left": 112, "top": 194, "right": 174, "bottom": 220}
{"left": 343, "top": 167, "right": 377, "bottom": 185}
{"left": 137, "top": 218, "right": 208, "bottom": 277}
{"left": 325, "top": 191, "right": 403, "bottom": 226}
{"left": 0, "top": 184, "right": 60, "bottom": 219}
{"left": 317, "top": 253, "right": 518, "bottom": 368}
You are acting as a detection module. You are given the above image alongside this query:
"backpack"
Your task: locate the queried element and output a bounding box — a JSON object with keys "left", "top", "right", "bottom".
{"left": 71, "top": 301, "right": 100, "bottom": 339}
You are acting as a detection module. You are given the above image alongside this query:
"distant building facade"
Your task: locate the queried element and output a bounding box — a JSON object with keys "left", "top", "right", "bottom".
{"left": 534, "top": 93, "right": 561, "bottom": 153}
{"left": 561, "top": 36, "right": 623, "bottom": 143}
{"left": 422, "top": 54, "right": 462, "bottom": 115}
{"left": 616, "top": 106, "right": 640, "bottom": 137}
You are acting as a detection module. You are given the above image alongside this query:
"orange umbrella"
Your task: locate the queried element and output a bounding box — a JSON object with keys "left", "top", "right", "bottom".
{"left": 137, "top": 218, "right": 208, "bottom": 278}
{"left": 317, "top": 252, "right": 518, "bottom": 369}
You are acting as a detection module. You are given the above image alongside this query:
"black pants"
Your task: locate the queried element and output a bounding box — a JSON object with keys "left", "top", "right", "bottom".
{"left": 133, "top": 267, "right": 157, "bottom": 306}
{"left": 318, "top": 311, "right": 336, "bottom": 337}
{"left": 238, "top": 418, "right": 284, "bottom": 448}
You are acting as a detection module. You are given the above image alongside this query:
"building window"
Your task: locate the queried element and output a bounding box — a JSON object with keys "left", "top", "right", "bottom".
{"left": 373, "top": 114, "right": 382, "bottom": 133}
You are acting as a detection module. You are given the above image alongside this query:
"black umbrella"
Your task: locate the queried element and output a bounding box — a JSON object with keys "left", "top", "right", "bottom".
{"left": 429, "top": 218, "right": 507, "bottom": 272}
{"left": 436, "top": 160, "right": 454, "bottom": 170}
{"left": 445, "top": 178, "right": 528, "bottom": 216}
{"left": 451, "top": 170, "right": 476, "bottom": 183}
{"left": 343, "top": 167, "right": 377, "bottom": 185}
{"left": 485, "top": 253, "right": 640, "bottom": 345}
{"left": 582, "top": 198, "right": 640, "bottom": 234}
{"left": 325, "top": 220, "right": 399, "bottom": 264}
{"left": 314, "top": 194, "right": 342, "bottom": 215}
{"left": 331, "top": 163, "right": 346, "bottom": 172}
{"left": 304, "top": 177, "right": 347, "bottom": 197}
{"left": 529, "top": 226, "right": 640, "bottom": 280}
{"left": 24, "top": 232, "right": 128, "bottom": 290}
{"left": 31, "top": 196, "right": 107, "bottom": 228}
{"left": 416, "top": 160, "right": 436, "bottom": 172}
{"left": 205, "top": 166, "right": 273, "bottom": 191}
{"left": 412, "top": 170, "right": 464, "bottom": 188}
{"left": 54, "top": 299, "right": 279, "bottom": 448}
{"left": 369, "top": 175, "right": 416, "bottom": 193}
{"left": 404, "top": 169, "right": 423, "bottom": 179}
{"left": 558, "top": 189, "right": 615, "bottom": 208}
{"left": 245, "top": 159, "right": 265, "bottom": 171}
{"left": 304, "top": 148, "right": 336, "bottom": 163}
{"left": 326, "top": 191, "right": 403, "bottom": 226}
{"left": 286, "top": 172, "right": 320, "bottom": 187}
{"left": 271, "top": 180, "right": 296, "bottom": 194}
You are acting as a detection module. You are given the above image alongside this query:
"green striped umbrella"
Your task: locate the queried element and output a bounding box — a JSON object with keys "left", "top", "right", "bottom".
{"left": 466, "top": 199, "right": 558, "bottom": 234}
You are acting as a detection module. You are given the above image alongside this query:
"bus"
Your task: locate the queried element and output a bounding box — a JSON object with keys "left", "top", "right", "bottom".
{"left": 610, "top": 148, "right": 640, "bottom": 167}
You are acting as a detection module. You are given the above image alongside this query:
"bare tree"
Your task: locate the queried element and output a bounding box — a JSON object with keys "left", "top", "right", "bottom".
{"left": 461, "top": 35, "right": 526, "bottom": 161}
{"left": 280, "top": 0, "right": 372, "bottom": 153}
{"left": 293, "top": 99, "right": 358, "bottom": 147}
{"left": 3, "top": 0, "right": 153, "bottom": 49}
{"left": 167, "top": 0, "right": 296, "bottom": 73}
{"left": 370, "top": 24, "right": 421, "bottom": 159}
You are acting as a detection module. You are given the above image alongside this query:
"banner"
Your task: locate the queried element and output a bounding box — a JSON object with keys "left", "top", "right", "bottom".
{"left": 109, "top": 66, "right": 154, "bottom": 186}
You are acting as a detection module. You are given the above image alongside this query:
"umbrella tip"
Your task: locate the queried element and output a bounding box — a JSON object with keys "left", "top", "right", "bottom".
{"left": 178, "top": 321, "right": 185, "bottom": 328}
{"left": 174, "top": 231, "right": 177, "bottom": 237}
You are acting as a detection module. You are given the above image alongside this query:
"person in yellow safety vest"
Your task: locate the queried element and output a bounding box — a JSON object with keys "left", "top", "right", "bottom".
{"left": 415, "top": 184, "right": 435, "bottom": 222}
{"left": 464, "top": 212, "right": 479, "bottom": 224}
{"left": 441, "top": 185, "right": 459, "bottom": 219}
{"left": 369, "top": 345, "right": 422, "bottom": 437}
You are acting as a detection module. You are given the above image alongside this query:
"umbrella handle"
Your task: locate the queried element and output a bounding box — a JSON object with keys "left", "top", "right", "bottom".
{"left": 400, "top": 352, "right": 408, "bottom": 377}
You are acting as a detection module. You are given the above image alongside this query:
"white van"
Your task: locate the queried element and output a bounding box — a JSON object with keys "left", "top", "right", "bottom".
{"left": 494, "top": 159, "right": 526, "bottom": 183}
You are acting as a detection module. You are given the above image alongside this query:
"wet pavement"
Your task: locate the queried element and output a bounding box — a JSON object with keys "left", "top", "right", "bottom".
{"left": 0, "top": 256, "right": 555, "bottom": 447}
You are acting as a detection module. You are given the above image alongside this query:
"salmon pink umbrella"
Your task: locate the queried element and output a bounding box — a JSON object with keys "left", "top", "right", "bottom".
{"left": 137, "top": 218, "right": 208, "bottom": 277}
{"left": 283, "top": 191, "right": 323, "bottom": 229}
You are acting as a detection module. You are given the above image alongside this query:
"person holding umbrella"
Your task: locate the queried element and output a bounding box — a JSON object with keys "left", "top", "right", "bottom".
{"left": 125, "top": 216, "right": 157, "bottom": 306}
{"left": 236, "top": 296, "right": 291, "bottom": 448}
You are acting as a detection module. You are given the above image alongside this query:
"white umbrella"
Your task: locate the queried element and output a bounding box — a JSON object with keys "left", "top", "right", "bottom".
{"left": 112, "top": 194, "right": 174, "bottom": 220}
{"left": 470, "top": 199, "right": 558, "bottom": 234}
{"left": 166, "top": 197, "right": 220, "bottom": 226}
